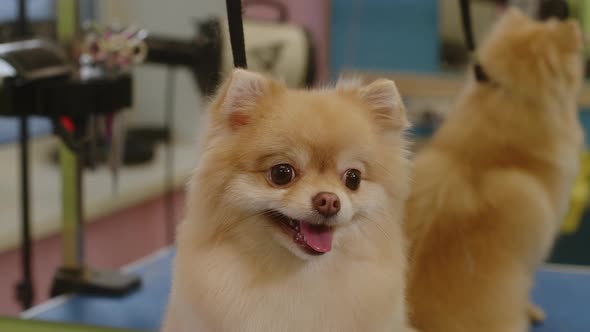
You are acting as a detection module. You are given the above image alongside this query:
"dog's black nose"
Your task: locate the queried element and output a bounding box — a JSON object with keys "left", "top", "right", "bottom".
{"left": 313, "top": 192, "right": 340, "bottom": 217}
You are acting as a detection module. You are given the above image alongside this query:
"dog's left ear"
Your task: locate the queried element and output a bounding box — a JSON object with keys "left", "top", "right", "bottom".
{"left": 358, "top": 79, "right": 409, "bottom": 131}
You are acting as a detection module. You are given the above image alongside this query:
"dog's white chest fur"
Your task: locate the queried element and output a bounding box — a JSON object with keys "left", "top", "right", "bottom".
{"left": 163, "top": 245, "right": 406, "bottom": 332}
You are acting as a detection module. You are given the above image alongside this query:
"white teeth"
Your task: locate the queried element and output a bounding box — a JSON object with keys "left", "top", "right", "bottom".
{"left": 294, "top": 232, "right": 305, "bottom": 244}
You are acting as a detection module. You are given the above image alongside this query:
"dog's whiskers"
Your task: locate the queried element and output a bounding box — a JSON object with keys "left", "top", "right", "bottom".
{"left": 356, "top": 212, "right": 395, "bottom": 247}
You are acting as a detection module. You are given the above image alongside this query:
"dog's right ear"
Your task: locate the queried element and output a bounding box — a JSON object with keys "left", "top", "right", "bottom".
{"left": 211, "top": 69, "right": 278, "bottom": 130}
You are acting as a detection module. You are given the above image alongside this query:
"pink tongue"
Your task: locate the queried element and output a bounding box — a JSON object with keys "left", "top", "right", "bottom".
{"left": 299, "top": 222, "right": 333, "bottom": 253}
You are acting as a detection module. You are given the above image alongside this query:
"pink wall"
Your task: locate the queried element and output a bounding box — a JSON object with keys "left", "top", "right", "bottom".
{"left": 244, "top": 0, "right": 331, "bottom": 83}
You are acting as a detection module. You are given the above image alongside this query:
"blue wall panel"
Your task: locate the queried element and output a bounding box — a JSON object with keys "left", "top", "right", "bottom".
{"left": 329, "top": 0, "right": 439, "bottom": 78}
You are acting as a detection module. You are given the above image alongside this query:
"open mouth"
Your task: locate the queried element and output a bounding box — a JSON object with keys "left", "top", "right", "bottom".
{"left": 266, "top": 210, "right": 333, "bottom": 255}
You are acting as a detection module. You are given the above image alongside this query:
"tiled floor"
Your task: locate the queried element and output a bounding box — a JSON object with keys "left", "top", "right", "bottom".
{"left": 0, "top": 189, "right": 185, "bottom": 316}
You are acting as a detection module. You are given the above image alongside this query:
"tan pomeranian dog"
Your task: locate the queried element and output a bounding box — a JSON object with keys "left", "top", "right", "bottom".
{"left": 162, "top": 69, "right": 416, "bottom": 332}
{"left": 405, "top": 8, "right": 585, "bottom": 332}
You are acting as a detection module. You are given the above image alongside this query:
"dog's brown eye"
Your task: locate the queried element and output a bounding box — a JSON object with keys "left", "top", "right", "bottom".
{"left": 269, "top": 164, "right": 295, "bottom": 186}
{"left": 343, "top": 169, "right": 361, "bottom": 191}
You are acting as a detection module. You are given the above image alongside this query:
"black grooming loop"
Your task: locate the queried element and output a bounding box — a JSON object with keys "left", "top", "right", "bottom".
{"left": 458, "top": 0, "right": 570, "bottom": 84}
{"left": 226, "top": 0, "right": 248, "bottom": 69}
{"left": 459, "top": 0, "right": 490, "bottom": 83}
{"left": 226, "top": 0, "right": 571, "bottom": 81}
{"left": 225, "top": 0, "right": 290, "bottom": 69}
{"left": 538, "top": 0, "right": 570, "bottom": 20}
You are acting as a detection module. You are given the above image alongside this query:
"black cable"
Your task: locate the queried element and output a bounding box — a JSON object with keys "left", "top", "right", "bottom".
{"left": 225, "top": 0, "right": 248, "bottom": 68}
{"left": 459, "top": 0, "right": 488, "bottom": 82}
{"left": 14, "top": 0, "right": 34, "bottom": 311}
{"left": 164, "top": 67, "right": 176, "bottom": 245}
{"left": 16, "top": 115, "right": 34, "bottom": 310}
{"left": 17, "top": 0, "right": 29, "bottom": 37}
{"left": 459, "top": 0, "right": 476, "bottom": 53}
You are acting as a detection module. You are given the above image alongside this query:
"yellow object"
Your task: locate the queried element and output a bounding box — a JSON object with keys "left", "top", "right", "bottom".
{"left": 561, "top": 150, "right": 590, "bottom": 234}
{"left": 56, "top": 0, "right": 77, "bottom": 42}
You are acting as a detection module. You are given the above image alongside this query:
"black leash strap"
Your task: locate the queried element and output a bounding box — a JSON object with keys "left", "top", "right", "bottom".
{"left": 459, "top": 0, "right": 488, "bottom": 82}
{"left": 226, "top": 0, "right": 248, "bottom": 68}
{"left": 459, "top": 0, "right": 476, "bottom": 53}
{"left": 539, "top": 0, "right": 569, "bottom": 20}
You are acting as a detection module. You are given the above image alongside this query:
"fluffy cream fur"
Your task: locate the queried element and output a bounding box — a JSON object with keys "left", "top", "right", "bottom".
{"left": 405, "top": 9, "right": 585, "bottom": 332}
{"left": 162, "top": 69, "right": 415, "bottom": 332}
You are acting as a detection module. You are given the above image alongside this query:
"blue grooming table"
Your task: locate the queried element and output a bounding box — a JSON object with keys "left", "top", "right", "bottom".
{"left": 22, "top": 247, "right": 590, "bottom": 332}
{"left": 22, "top": 249, "right": 174, "bottom": 331}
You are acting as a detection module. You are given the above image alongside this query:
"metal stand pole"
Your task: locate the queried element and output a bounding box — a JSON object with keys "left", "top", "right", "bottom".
{"left": 51, "top": 125, "right": 141, "bottom": 298}
{"left": 50, "top": 0, "right": 140, "bottom": 299}
{"left": 14, "top": 0, "right": 34, "bottom": 312}
{"left": 16, "top": 115, "right": 34, "bottom": 310}
{"left": 164, "top": 67, "right": 176, "bottom": 244}
{"left": 59, "top": 142, "right": 84, "bottom": 270}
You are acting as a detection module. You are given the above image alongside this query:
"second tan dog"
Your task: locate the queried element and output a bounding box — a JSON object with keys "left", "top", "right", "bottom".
{"left": 405, "top": 9, "right": 585, "bottom": 332}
